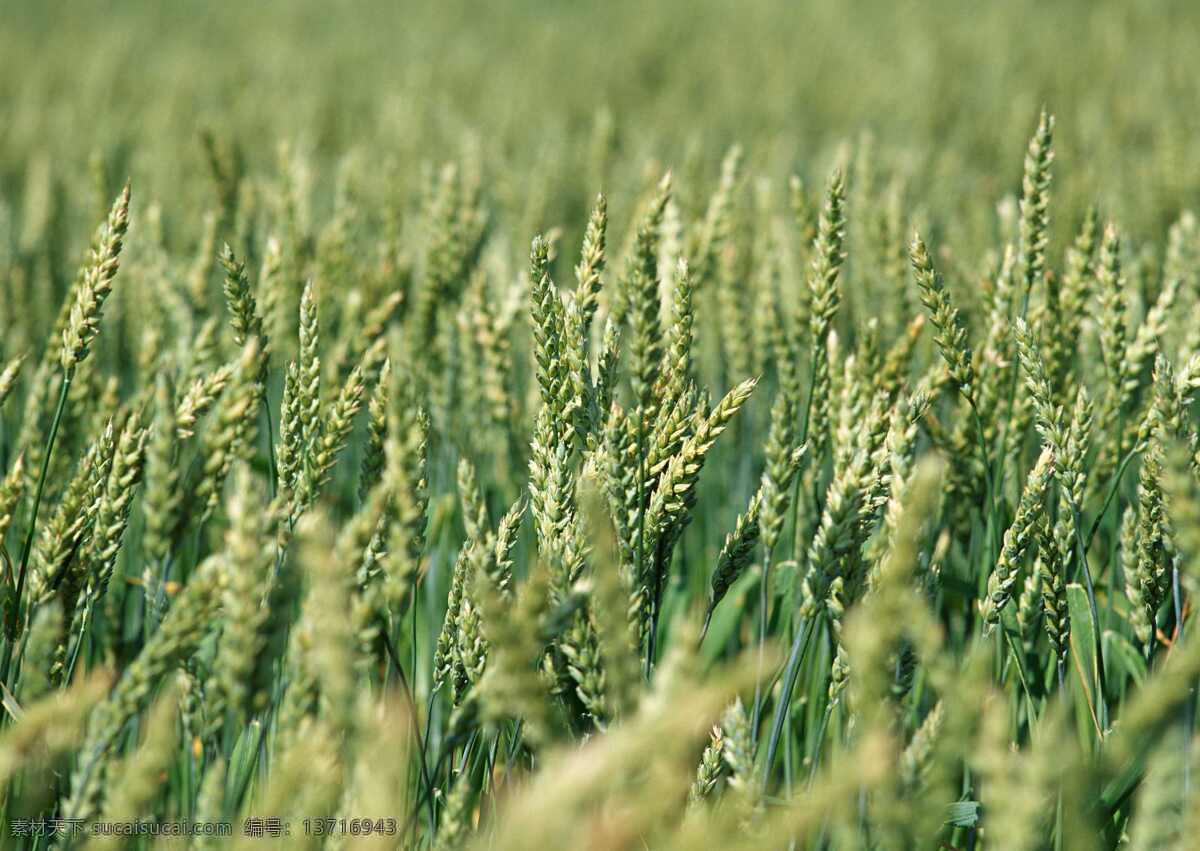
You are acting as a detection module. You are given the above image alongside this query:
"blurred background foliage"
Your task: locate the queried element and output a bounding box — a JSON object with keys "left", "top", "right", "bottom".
{"left": 3, "top": 0, "right": 1199, "bottom": 250}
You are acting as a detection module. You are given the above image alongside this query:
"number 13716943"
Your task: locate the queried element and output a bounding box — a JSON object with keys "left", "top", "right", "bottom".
{"left": 303, "top": 818, "right": 398, "bottom": 836}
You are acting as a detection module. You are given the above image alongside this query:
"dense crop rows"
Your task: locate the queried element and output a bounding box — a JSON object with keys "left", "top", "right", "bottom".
{"left": 3, "top": 1, "right": 1200, "bottom": 848}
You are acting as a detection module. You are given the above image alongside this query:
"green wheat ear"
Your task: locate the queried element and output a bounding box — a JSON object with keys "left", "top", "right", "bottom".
{"left": 1019, "top": 110, "right": 1054, "bottom": 294}
{"left": 982, "top": 447, "right": 1055, "bottom": 632}
{"left": 6, "top": 49, "right": 1200, "bottom": 851}
{"left": 910, "top": 232, "right": 974, "bottom": 401}
{"left": 62, "top": 183, "right": 131, "bottom": 373}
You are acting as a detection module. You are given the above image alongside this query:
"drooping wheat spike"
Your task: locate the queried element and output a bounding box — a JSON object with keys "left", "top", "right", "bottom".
{"left": 86, "top": 405, "right": 148, "bottom": 599}
{"left": 62, "top": 183, "right": 131, "bottom": 373}
{"left": 1015, "top": 318, "right": 1074, "bottom": 482}
{"left": 174, "top": 362, "right": 233, "bottom": 440}
{"left": 30, "top": 422, "right": 115, "bottom": 610}
{"left": 706, "top": 487, "right": 763, "bottom": 620}
{"left": 910, "top": 232, "right": 975, "bottom": 402}
{"left": 218, "top": 242, "right": 267, "bottom": 353}
{"left": 798, "top": 406, "right": 886, "bottom": 619}
{"left": 1018, "top": 110, "right": 1054, "bottom": 296}
{"left": 645, "top": 377, "right": 757, "bottom": 554}
{"left": 982, "top": 447, "right": 1055, "bottom": 632}
{"left": 194, "top": 340, "right": 261, "bottom": 521}
{"left": 806, "top": 170, "right": 848, "bottom": 457}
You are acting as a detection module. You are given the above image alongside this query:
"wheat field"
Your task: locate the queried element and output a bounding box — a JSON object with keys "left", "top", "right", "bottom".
{"left": 2, "top": 0, "right": 1200, "bottom": 848}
